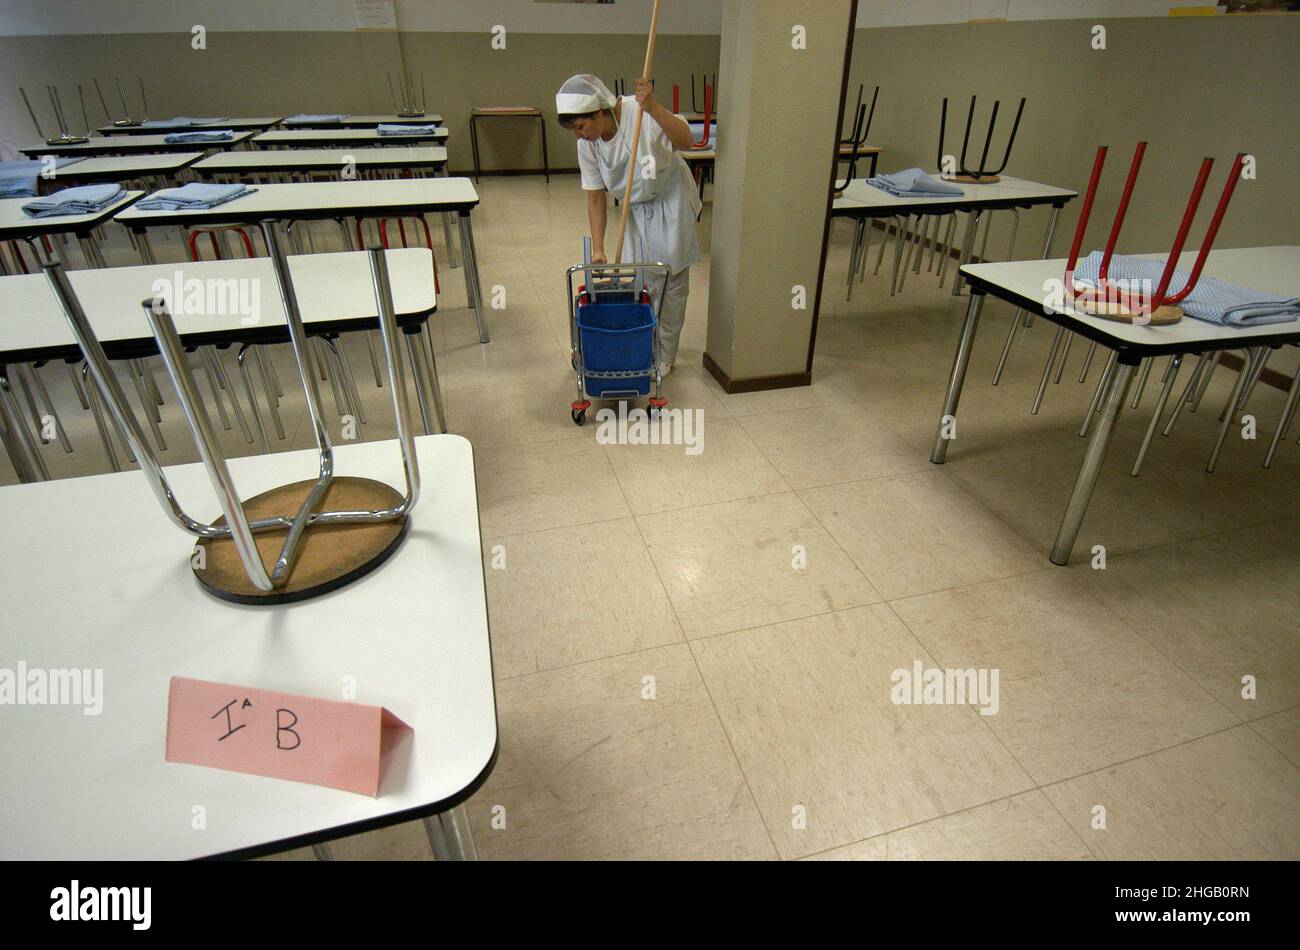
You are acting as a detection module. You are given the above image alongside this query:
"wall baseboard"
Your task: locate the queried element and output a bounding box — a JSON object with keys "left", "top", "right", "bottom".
{"left": 701, "top": 351, "right": 812, "bottom": 394}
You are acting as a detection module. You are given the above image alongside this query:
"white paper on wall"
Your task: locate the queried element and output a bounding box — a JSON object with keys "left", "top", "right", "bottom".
{"left": 354, "top": 0, "right": 397, "bottom": 31}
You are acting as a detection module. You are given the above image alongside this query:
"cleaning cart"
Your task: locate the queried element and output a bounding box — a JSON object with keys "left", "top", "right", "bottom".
{"left": 566, "top": 239, "right": 671, "bottom": 426}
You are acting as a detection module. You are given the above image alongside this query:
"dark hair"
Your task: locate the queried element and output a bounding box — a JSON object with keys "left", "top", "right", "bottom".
{"left": 558, "top": 108, "right": 609, "bottom": 129}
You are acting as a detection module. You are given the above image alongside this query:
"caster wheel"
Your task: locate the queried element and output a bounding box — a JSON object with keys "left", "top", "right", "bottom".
{"left": 571, "top": 408, "right": 586, "bottom": 426}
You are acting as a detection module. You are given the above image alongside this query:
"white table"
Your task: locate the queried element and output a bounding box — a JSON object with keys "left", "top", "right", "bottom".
{"left": 833, "top": 175, "right": 1079, "bottom": 301}
{"left": 192, "top": 146, "right": 447, "bottom": 178}
{"left": 0, "top": 248, "right": 436, "bottom": 364}
{"left": 254, "top": 128, "right": 449, "bottom": 149}
{"left": 931, "top": 246, "right": 1300, "bottom": 564}
{"left": 20, "top": 132, "right": 256, "bottom": 158}
{"left": 0, "top": 248, "right": 441, "bottom": 473}
{"left": 115, "top": 178, "right": 488, "bottom": 343}
{"left": 37, "top": 153, "right": 204, "bottom": 187}
{"left": 283, "top": 114, "right": 445, "bottom": 128}
{"left": 0, "top": 190, "right": 143, "bottom": 270}
{"left": 97, "top": 117, "right": 283, "bottom": 136}
{"left": 0, "top": 434, "right": 496, "bottom": 859}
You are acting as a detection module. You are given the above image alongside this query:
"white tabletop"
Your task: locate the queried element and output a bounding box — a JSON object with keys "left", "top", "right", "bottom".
{"left": 0, "top": 248, "right": 436, "bottom": 362}
{"left": 20, "top": 132, "right": 255, "bottom": 156}
{"left": 283, "top": 114, "right": 445, "bottom": 127}
{"left": 0, "top": 190, "right": 143, "bottom": 239}
{"left": 98, "top": 117, "right": 283, "bottom": 135}
{"left": 0, "top": 434, "right": 496, "bottom": 860}
{"left": 115, "top": 177, "right": 480, "bottom": 228}
{"left": 193, "top": 146, "right": 447, "bottom": 174}
{"left": 962, "top": 246, "right": 1300, "bottom": 352}
{"left": 833, "top": 174, "right": 1077, "bottom": 216}
{"left": 255, "top": 128, "right": 449, "bottom": 147}
{"left": 44, "top": 153, "right": 204, "bottom": 182}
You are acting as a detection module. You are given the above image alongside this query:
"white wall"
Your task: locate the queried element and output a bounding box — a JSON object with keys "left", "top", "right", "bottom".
{"left": 854, "top": 0, "right": 1221, "bottom": 28}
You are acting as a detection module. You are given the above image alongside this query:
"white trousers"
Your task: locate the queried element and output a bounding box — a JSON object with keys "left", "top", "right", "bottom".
{"left": 649, "top": 266, "right": 690, "bottom": 365}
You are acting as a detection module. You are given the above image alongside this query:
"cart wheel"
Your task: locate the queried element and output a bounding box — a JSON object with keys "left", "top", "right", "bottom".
{"left": 571, "top": 408, "right": 586, "bottom": 426}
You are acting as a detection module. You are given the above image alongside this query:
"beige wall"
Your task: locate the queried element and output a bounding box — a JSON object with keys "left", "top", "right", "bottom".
{"left": 845, "top": 14, "right": 1300, "bottom": 376}
{"left": 0, "top": 31, "right": 720, "bottom": 173}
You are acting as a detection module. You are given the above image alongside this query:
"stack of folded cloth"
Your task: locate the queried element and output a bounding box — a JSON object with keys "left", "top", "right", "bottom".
{"left": 1073, "top": 251, "right": 1300, "bottom": 327}
{"left": 378, "top": 123, "right": 437, "bottom": 136}
{"left": 0, "top": 158, "right": 87, "bottom": 198}
{"left": 135, "top": 182, "right": 257, "bottom": 211}
{"left": 21, "top": 183, "right": 126, "bottom": 218}
{"left": 285, "top": 114, "right": 351, "bottom": 124}
{"left": 867, "top": 168, "right": 963, "bottom": 198}
{"left": 142, "top": 116, "right": 229, "bottom": 128}
{"left": 163, "top": 130, "right": 235, "bottom": 144}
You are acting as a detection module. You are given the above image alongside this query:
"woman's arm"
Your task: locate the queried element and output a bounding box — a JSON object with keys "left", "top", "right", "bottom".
{"left": 586, "top": 189, "right": 609, "bottom": 264}
{"left": 635, "top": 78, "right": 693, "bottom": 151}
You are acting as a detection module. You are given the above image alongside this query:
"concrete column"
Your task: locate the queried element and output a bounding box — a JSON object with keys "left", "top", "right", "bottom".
{"left": 703, "top": 0, "right": 856, "bottom": 392}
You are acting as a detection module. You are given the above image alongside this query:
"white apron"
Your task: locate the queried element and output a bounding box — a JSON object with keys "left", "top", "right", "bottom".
{"left": 593, "top": 121, "right": 703, "bottom": 275}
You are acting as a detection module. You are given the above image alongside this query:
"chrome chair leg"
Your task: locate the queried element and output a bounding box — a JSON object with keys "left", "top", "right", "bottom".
{"left": 1189, "top": 352, "right": 1219, "bottom": 412}
{"left": 1053, "top": 333, "right": 1075, "bottom": 384}
{"left": 1077, "top": 340, "right": 1098, "bottom": 384}
{"left": 936, "top": 214, "right": 957, "bottom": 288}
{"left": 207, "top": 349, "right": 254, "bottom": 444}
{"left": 1263, "top": 357, "right": 1300, "bottom": 468}
{"left": 251, "top": 346, "right": 286, "bottom": 441}
{"left": 126, "top": 359, "right": 167, "bottom": 451}
{"left": 1081, "top": 351, "right": 1118, "bottom": 438}
{"left": 197, "top": 349, "right": 232, "bottom": 431}
{"left": 1207, "top": 349, "right": 1254, "bottom": 473}
{"left": 873, "top": 216, "right": 893, "bottom": 276}
{"left": 1130, "top": 357, "right": 1154, "bottom": 410}
{"left": 82, "top": 364, "right": 121, "bottom": 472}
{"left": 1132, "top": 355, "right": 1182, "bottom": 477}
{"left": 1163, "top": 352, "right": 1208, "bottom": 437}
{"left": 236, "top": 346, "right": 271, "bottom": 455}
{"left": 27, "top": 363, "right": 72, "bottom": 454}
{"left": 1031, "top": 326, "right": 1066, "bottom": 415}
{"left": 67, "top": 361, "right": 90, "bottom": 410}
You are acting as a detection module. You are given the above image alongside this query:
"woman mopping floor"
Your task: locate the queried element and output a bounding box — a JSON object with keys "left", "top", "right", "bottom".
{"left": 556, "top": 74, "right": 702, "bottom": 379}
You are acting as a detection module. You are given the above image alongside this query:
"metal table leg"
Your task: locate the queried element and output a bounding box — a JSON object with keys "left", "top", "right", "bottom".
{"left": 134, "top": 228, "right": 156, "bottom": 265}
{"left": 930, "top": 291, "right": 985, "bottom": 464}
{"left": 422, "top": 804, "right": 479, "bottom": 861}
{"left": 950, "top": 210, "right": 981, "bottom": 296}
{"left": 0, "top": 368, "right": 45, "bottom": 482}
{"left": 1050, "top": 358, "right": 1136, "bottom": 565}
{"left": 457, "top": 211, "right": 489, "bottom": 344}
{"left": 1132, "top": 355, "right": 1182, "bottom": 477}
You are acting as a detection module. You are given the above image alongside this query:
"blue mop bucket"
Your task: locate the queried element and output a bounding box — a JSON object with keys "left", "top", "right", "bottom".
{"left": 577, "top": 297, "right": 655, "bottom": 397}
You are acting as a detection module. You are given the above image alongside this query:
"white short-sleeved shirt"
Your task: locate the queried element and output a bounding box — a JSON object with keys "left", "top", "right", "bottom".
{"left": 577, "top": 96, "right": 684, "bottom": 196}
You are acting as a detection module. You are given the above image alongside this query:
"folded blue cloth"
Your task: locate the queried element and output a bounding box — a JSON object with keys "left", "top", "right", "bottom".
{"left": 1073, "top": 251, "right": 1300, "bottom": 327}
{"left": 135, "top": 182, "right": 257, "bottom": 211}
{"left": 0, "top": 177, "right": 36, "bottom": 198}
{"left": 142, "top": 116, "right": 229, "bottom": 128}
{"left": 377, "top": 123, "right": 437, "bottom": 136}
{"left": 21, "top": 184, "right": 126, "bottom": 218}
{"left": 284, "top": 113, "right": 351, "bottom": 124}
{"left": 868, "top": 167, "right": 964, "bottom": 198}
{"left": 163, "top": 130, "right": 235, "bottom": 144}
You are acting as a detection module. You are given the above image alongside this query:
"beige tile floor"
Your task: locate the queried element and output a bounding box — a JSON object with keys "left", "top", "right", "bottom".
{"left": 4, "top": 177, "right": 1297, "bottom": 861}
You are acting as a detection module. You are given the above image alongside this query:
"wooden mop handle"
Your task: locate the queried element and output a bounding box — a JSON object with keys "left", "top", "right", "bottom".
{"left": 613, "top": 0, "right": 662, "bottom": 265}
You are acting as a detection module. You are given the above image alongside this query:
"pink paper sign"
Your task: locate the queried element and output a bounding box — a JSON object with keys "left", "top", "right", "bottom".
{"left": 165, "top": 676, "right": 410, "bottom": 796}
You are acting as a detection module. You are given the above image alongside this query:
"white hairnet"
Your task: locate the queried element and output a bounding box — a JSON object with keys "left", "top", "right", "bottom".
{"left": 556, "top": 74, "right": 617, "bottom": 115}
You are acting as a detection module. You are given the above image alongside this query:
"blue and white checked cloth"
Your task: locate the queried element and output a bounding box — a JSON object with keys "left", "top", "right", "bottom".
{"left": 377, "top": 123, "right": 437, "bottom": 136}
{"left": 284, "top": 114, "right": 351, "bottom": 124}
{"left": 142, "top": 116, "right": 229, "bottom": 128}
{"left": 163, "top": 130, "right": 235, "bottom": 144}
{"left": 1073, "top": 251, "right": 1299, "bottom": 327}
{"left": 0, "top": 158, "right": 87, "bottom": 197}
{"left": 868, "top": 168, "right": 963, "bottom": 198}
{"left": 21, "top": 184, "right": 126, "bottom": 218}
{"left": 135, "top": 182, "right": 256, "bottom": 211}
